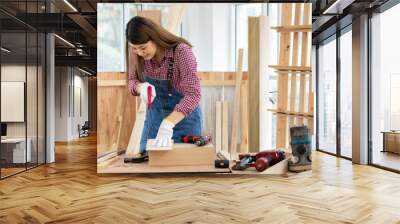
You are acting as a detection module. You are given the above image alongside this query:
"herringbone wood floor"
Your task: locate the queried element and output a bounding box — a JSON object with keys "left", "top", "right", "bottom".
{"left": 1, "top": 135, "right": 400, "bottom": 224}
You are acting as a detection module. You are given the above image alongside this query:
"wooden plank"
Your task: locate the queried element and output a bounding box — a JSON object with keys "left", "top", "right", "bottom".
{"left": 215, "top": 101, "right": 222, "bottom": 153}
{"left": 97, "top": 72, "right": 249, "bottom": 87}
{"left": 125, "top": 100, "right": 146, "bottom": 156}
{"left": 199, "top": 72, "right": 248, "bottom": 81}
{"left": 276, "top": 4, "right": 293, "bottom": 148}
{"left": 165, "top": 4, "right": 186, "bottom": 33}
{"left": 230, "top": 48, "right": 244, "bottom": 158}
{"left": 113, "top": 90, "right": 128, "bottom": 151}
{"left": 148, "top": 143, "right": 215, "bottom": 166}
{"left": 270, "top": 25, "right": 311, "bottom": 32}
{"left": 201, "top": 80, "right": 237, "bottom": 86}
{"left": 289, "top": 4, "right": 302, "bottom": 127}
{"left": 248, "top": 16, "right": 268, "bottom": 153}
{"left": 98, "top": 157, "right": 230, "bottom": 174}
{"left": 222, "top": 101, "right": 229, "bottom": 155}
{"left": 97, "top": 80, "right": 126, "bottom": 87}
{"left": 240, "top": 81, "right": 249, "bottom": 153}
{"left": 137, "top": 10, "right": 161, "bottom": 25}
{"left": 267, "top": 108, "right": 314, "bottom": 117}
{"left": 302, "top": 4, "right": 313, "bottom": 128}
{"left": 299, "top": 74, "right": 307, "bottom": 119}
{"left": 97, "top": 72, "right": 137, "bottom": 155}
{"left": 269, "top": 65, "right": 311, "bottom": 72}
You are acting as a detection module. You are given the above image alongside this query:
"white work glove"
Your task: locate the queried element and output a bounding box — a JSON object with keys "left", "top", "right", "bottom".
{"left": 138, "top": 82, "right": 156, "bottom": 104}
{"left": 155, "top": 119, "right": 175, "bottom": 147}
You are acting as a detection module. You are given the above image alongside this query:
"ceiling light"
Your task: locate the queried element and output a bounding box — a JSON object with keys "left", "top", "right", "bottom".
{"left": 323, "top": 0, "right": 355, "bottom": 15}
{"left": 1, "top": 47, "right": 11, "bottom": 53}
{"left": 78, "top": 67, "right": 93, "bottom": 76}
{"left": 54, "top": 34, "right": 75, "bottom": 48}
{"left": 63, "top": 0, "right": 78, "bottom": 12}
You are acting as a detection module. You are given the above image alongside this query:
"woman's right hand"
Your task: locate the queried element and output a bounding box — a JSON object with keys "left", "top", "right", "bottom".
{"left": 138, "top": 82, "right": 156, "bottom": 104}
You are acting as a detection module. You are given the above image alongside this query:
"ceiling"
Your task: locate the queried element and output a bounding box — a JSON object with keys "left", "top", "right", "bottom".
{"left": 312, "top": 0, "right": 391, "bottom": 44}
{"left": 0, "top": 0, "right": 98, "bottom": 74}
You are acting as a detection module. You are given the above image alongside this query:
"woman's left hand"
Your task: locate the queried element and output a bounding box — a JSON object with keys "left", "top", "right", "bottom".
{"left": 154, "top": 119, "right": 175, "bottom": 147}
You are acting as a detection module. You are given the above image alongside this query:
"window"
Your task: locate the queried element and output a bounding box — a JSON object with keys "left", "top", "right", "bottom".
{"left": 97, "top": 4, "right": 124, "bottom": 72}
{"left": 371, "top": 3, "right": 400, "bottom": 171}
{"left": 317, "top": 36, "right": 337, "bottom": 154}
{"left": 340, "top": 28, "right": 352, "bottom": 158}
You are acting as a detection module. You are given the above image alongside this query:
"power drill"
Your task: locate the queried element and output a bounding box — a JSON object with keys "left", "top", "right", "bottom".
{"left": 181, "top": 135, "right": 212, "bottom": 146}
{"left": 232, "top": 150, "right": 285, "bottom": 172}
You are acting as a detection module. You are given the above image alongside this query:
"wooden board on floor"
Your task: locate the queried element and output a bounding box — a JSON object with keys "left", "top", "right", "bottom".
{"left": 148, "top": 143, "right": 216, "bottom": 166}
{"left": 98, "top": 154, "right": 231, "bottom": 174}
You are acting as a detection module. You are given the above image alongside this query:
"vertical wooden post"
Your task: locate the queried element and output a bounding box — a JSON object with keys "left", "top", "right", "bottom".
{"left": 276, "top": 4, "right": 293, "bottom": 149}
{"left": 230, "top": 48, "right": 244, "bottom": 157}
{"left": 215, "top": 101, "right": 222, "bottom": 153}
{"left": 248, "top": 16, "right": 268, "bottom": 152}
{"left": 240, "top": 81, "right": 249, "bottom": 153}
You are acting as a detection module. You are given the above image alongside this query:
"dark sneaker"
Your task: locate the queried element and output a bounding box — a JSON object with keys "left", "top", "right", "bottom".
{"left": 124, "top": 152, "right": 148, "bottom": 163}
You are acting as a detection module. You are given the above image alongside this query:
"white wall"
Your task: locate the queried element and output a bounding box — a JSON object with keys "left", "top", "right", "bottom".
{"left": 179, "top": 4, "right": 234, "bottom": 71}
{"left": 54, "top": 67, "right": 89, "bottom": 141}
{"left": 181, "top": 4, "right": 214, "bottom": 71}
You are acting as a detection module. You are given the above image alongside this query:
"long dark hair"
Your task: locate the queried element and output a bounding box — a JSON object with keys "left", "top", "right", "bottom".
{"left": 125, "top": 16, "right": 192, "bottom": 82}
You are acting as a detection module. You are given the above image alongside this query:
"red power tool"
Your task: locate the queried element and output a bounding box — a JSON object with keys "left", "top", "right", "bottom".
{"left": 147, "top": 86, "right": 152, "bottom": 111}
{"left": 181, "top": 135, "right": 212, "bottom": 146}
{"left": 232, "top": 150, "right": 285, "bottom": 172}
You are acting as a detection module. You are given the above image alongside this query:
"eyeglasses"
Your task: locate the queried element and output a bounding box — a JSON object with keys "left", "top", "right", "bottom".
{"left": 130, "top": 42, "right": 149, "bottom": 55}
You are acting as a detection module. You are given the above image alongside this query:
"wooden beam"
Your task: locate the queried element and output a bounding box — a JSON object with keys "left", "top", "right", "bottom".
{"left": 165, "top": 4, "right": 186, "bottom": 33}
{"left": 240, "top": 81, "right": 249, "bottom": 153}
{"left": 248, "top": 16, "right": 268, "bottom": 153}
{"left": 97, "top": 80, "right": 126, "bottom": 87}
{"left": 215, "top": 101, "right": 222, "bottom": 153}
{"left": 230, "top": 48, "right": 244, "bottom": 158}
{"left": 222, "top": 101, "right": 229, "bottom": 156}
{"left": 270, "top": 25, "right": 311, "bottom": 32}
{"left": 289, "top": 3, "right": 302, "bottom": 127}
{"left": 269, "top": 65, "right": 311, "bottom": 72}
{"left": 267, "top": 108, "right": 314, "bottom": 117}
{"left": 137, "top": 10, "right": 161, "bottom": 25}
{"left": 276, "top": 4, "right": 293, "bottom": 148}
{"left": 124, "top": 100, "right": 146, "bottom": 156}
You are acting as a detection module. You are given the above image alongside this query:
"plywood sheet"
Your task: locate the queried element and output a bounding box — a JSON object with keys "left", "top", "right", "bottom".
{"left": 148, "top": 143, "right": 216, "bottom": 166}
{"left": 97, "top": 72, "right": 137, "bottom": 156}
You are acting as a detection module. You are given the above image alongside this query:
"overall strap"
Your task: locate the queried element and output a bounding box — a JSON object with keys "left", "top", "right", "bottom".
{"left": 167, "top": 46, "right": 176, "bottom": 96}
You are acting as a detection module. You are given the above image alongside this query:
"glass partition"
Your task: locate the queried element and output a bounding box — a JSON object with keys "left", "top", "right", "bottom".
{"left": 317, "top": 36, "right": 337, "bottom": 154}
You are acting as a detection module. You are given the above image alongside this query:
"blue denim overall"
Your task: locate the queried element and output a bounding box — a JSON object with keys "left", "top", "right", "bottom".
{"left": 139, "top": 76, "right": 203, "bottom": 153}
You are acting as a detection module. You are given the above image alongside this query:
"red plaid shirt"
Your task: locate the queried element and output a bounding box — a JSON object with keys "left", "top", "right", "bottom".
{"left": 128, "top": 43, "right": 201, "bottom": 116}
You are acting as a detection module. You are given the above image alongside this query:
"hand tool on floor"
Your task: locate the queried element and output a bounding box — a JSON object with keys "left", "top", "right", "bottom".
{"left": 181, "top": 135, "right": 212, "bottom": 146}
{"left": 147, "top": 85, "right": 152, "bottom": 111}
{"left": 288, "top": 125, "right": 312, "bottom": 172}
{"left": 214, "top": 152, "right": 229, "bottom": 168}
{"left": 232, "top": 150, "right": 285, "bottom": 172}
